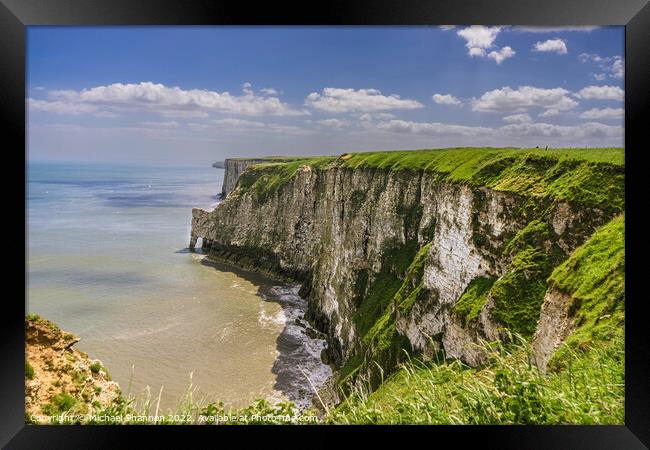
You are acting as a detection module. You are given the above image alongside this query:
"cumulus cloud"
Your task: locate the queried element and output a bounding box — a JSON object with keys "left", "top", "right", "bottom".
{"left": 456, "top": 26, "right": 515, "bottom": 64}
{"left": 432, "top": 93, "right": 463, "bottom": 106}
{"left": 579, "top": 53, "right": 624, "bottom": 79}
{"left": 305, "top": 88, "right": 423, "bottom": 113}
{"left": 211, "top": 117, "right": 310, "bottom": 135}
{"left": 579, "top": 107, "right": 624, "bottom": 120}
{"left": 574, "top": 85, "right": 624, "bottom": 101}
{"left": 533, "top": 38, "right": 568, "bottom": 55}
{"left": 609, "top": 57, "right": 624, "bottom": 79}
{"left": 472, "top": 86, "right": 578, "bottom": 113}
{"left": 260, "top": 87, "right": 279, "bottom": 95}
{"left": 456, "top": 26, "right": 502, "bottom": 57}
{"left": 439, "top": 25, "right": 455, "bottom": 31}
{"left": 318, "top": 118, "right": 350, "bottom": 129}
{"left": 502, "top": 113, "right": 532, "bottom": 123}
{"left": 487, "top": 46, "right": 516, "bottom": 64}
{"left": 31, "top": 81, "right": 307, "bottom": 117}
{"left": 374, "top": 119, "right": 494, "bottom": 137}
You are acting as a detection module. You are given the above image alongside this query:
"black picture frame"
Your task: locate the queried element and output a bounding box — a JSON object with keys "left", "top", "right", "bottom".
{"left": 2, "top": 0, "right": 648, "bottom": 447}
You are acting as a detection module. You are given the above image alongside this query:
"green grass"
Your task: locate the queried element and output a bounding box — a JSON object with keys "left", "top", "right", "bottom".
{"left": 231, "top": 148, "right": 624, "bottom": 210}
{"left": 89, "top": 362, "right": 102, "bottom": 374}
{"left": 234, "top": 157, "right": 335, "bottom": 204}
{"left": 25, "top": 361, "right": 35, "bottom": 380}
{"left": 486, "top": 220, "right": 564, "bottom": 337}
{"left": 42, "top": 393, "right": 77, "bottom": 415}
{"left": 546, "top": 214, "right": 625, "bottom": 370}
{"left": 328, "top": 332, "right": 623, "bottom": 424}
{"left": 452, "top": 276, "right": 496, "bottom": 325}
{"left": 337, "top": 147, "right": 624, "bottom": 169}
{"left": 395, "top": 243, "right": 432, "bottom": 315}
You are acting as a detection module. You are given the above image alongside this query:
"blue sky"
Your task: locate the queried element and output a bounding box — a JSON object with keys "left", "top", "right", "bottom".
{"left": 27, "top": 26, "right": 624, "bottom": 166}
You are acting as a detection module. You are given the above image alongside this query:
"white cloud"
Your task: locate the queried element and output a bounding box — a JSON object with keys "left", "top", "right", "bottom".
{"left": 579, "top": 53, "right": 604, "bottom": 63}
{"left": 213, "top": 118, "right": 267, "bottom": 128}
{"left": 456, "top": 26, "right": 515, "bottom": 64}
{"left": 305, "top": 88, "right": 423, "bottom": 113}
{"left": 211, "top": 118, "right": 310, "bottom": 135}
{"left": 487, "top": 46, "right": 516, "bottom": 64}
{"left": 502, "top": 113, "right": 532, "bottom": 123}
{"left": 609, "top": 57, "right": 624, "bottom": 79}
{"left": 456, "top": 26, "right": 502, "bottom": 57}
{"left": 367, "top": 118, "right": 622, "bottom": 145}
{"left": 575, "top": 85, "right": 624, "bottom": 101}
{"left": 539, "top": 108, "right": 560, "bottom": 117}
{"left": 432, "top": 93, "right": 463, "bottom": 106}
{"left": 579, "top": 53, "right": 624, "bottom": 79}
{"left": 499, "top": 121, "right": 621, "bottom": 139}
{"left": 159, "top": 110, "right": 210, "bottom": 119}
{"left": 28, "top": 98, "right": 99, "bottom": 115}
{"left": 260, "top": 87, "right": 279, "bottom": 96}
{"left": 472, "top": 86, "right": 578, "bottom": 112}
{"left": 38, "top": 81, "right": 307, "bottom": 117}
{"left": 374, "top": 119, "right": 494, "bottom": 137}
{"left": 358, "top": 112, "right": 395, "bottom": 121}
{"left": 439, "top": 25, "right": 455, "bottom": 31}
{"left": 139, "top": 121, "right": 180, "bottom": 128}
{"left": 533, "top": 39, "right": 567, "bottom": 55}
{"left": 318, "top": 118, "right": 350, "bottom": 129}
{"left": 579, "top": 107, "right": 624, "bottom": 120}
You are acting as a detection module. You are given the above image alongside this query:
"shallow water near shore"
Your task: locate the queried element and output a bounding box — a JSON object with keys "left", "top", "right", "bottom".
{"left": 27, "top": 162, "right": 331, "bottom": 411}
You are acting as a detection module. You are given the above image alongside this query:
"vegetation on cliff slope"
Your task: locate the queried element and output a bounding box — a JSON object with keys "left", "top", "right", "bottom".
{"left": 328, "top": 215, "right": 625, "bottom": 424}
{"left": 546, "top": 214, "right": 625, "bottom": 370}
{"left": 328, "top": 332, "right": 623, "bottom": 424}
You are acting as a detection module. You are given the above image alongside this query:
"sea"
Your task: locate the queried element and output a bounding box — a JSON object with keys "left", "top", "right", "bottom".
{"left": 26, "top": 162, "right": 331, "bottom": 411}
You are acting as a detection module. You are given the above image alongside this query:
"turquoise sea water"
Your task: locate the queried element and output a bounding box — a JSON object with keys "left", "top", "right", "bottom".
{"left": 26, "top": 162, "right": 330, "bottom": 410}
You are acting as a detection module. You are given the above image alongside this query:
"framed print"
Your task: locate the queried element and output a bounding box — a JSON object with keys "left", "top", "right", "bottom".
{"left": 2, "top": 0, "right": 648, "bottom": 447}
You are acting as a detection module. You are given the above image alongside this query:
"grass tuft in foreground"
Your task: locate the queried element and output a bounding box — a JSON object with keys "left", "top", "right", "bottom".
{"left": 328, "top": 332, "right": 623, "bottom": 425}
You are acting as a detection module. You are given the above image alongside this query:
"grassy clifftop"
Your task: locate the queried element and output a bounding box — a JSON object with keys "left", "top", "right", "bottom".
{"left": 233, "top": 147, "right": 624, "bottom": 211}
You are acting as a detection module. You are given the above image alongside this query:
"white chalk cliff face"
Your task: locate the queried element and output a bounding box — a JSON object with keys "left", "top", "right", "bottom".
{"left": 191, "top": 162, "right": 612, "bottom": 370}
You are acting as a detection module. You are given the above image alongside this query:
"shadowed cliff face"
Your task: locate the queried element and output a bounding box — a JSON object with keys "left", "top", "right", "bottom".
{"left": 191, "top": 151, "right": 623, "bottom": 382}
{"left": 221, "top": 159, "right": 270, "bottom": 198}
